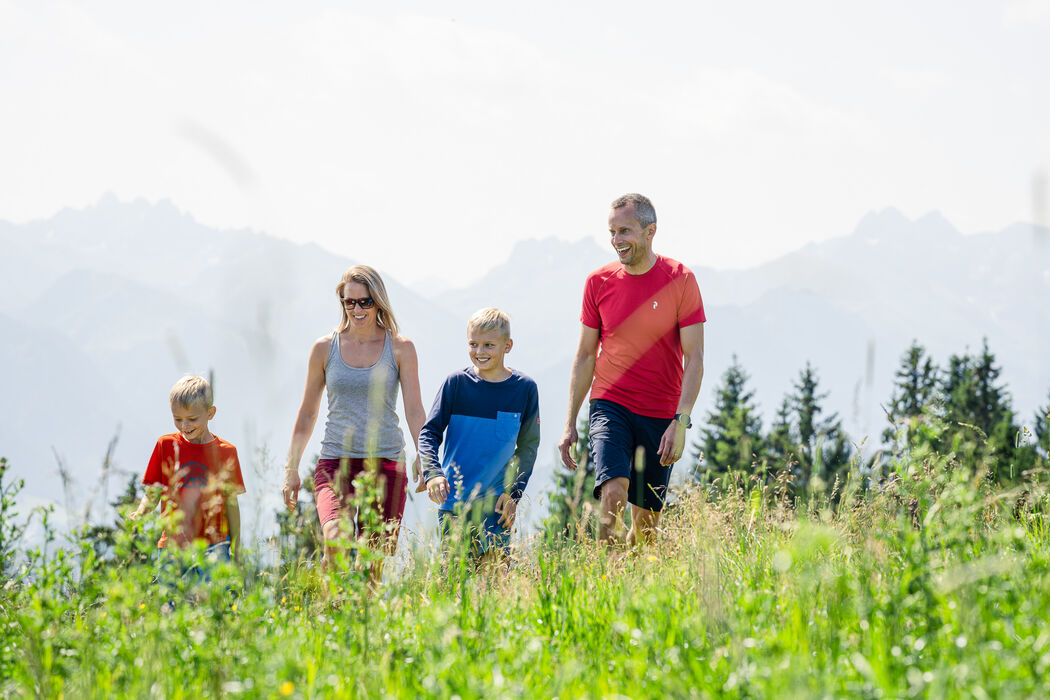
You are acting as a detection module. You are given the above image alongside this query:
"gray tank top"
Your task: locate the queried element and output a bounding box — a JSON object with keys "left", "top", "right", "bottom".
{"left": 320, "top": 332, "right": 405, "bottom": 460}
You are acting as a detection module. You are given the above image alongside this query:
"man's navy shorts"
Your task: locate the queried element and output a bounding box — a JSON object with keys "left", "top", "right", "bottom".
{"left": 589, "top": 398, "right": 674, "bottom": 512}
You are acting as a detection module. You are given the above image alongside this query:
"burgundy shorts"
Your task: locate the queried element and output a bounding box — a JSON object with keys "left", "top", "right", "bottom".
{"left": 314, "top": 457, "right": 407, "bottom": 546}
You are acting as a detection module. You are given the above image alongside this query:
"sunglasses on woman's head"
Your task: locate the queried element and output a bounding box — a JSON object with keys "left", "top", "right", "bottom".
{"left": 341, "top": 296, "right": 375, "bottom": 310}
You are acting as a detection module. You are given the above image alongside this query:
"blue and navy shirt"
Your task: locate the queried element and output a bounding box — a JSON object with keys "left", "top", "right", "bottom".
{"left": 419, "top": 367, "right": 540, "bottom": 510}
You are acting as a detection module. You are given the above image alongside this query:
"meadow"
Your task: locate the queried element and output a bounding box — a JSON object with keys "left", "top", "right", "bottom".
{"left": 2, "top": 438, "right": 1049, "bottom": 700}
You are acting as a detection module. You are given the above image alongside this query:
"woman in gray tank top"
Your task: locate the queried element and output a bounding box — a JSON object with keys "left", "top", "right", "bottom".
{"left": 281, "top": 265, "right": 426, "bottom": 588}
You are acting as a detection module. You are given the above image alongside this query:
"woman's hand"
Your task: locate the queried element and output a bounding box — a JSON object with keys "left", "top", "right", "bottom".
{"left": 282, "top": 468, "right": 301, "bottom": 510}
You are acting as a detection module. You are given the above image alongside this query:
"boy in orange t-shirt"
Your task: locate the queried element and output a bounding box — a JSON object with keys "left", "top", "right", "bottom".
{"left": 130, "top": 375, "right": 245, "bottom": 564}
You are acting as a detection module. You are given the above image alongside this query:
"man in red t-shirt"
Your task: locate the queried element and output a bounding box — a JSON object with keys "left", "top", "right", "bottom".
{"left": 558, "top": 193, "right": 705, "bottom": 545}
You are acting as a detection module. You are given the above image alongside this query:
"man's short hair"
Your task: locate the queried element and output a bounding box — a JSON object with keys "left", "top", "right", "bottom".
{"left": 169, "top": 375, "right": 213, "bottom": 408}
{"left": 610, "top": 193, "right": 657, "bottom": 229}
{"left": 468, "top": 307, "right": 511, "bottom": 339}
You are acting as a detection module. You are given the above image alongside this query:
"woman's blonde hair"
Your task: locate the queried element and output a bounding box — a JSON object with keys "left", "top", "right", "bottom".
{"left": 335, "top": 265, "right": 400, "bottom": 336}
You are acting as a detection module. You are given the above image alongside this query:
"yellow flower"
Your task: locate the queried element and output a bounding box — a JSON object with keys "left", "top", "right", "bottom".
{"left": 139, "top": 603, "right": 146, "bottom": 609}
{"left": 231, "top": 604, "right": 238, "bottom": 612}
{"left": 280, "top": 681, "right": 295, "bottom": 696}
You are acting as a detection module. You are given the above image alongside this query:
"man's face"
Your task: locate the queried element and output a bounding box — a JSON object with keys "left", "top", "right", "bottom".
{"left": 608, "top": 204, "right": 653, "bottom": 268}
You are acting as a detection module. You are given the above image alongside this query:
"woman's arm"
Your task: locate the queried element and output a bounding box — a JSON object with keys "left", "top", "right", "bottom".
{"left": 282, "top": 335, "right": 330, "bottom": 509}
{"left": 394, "top": 335, "right": 427, "bottom": 484}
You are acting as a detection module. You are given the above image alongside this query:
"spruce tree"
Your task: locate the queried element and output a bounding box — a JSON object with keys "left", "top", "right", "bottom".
{"left": 543, "top": 413, "right": 596, "bottom": 539}
{"left": 765, "top": 397, "right": 796, "bottom": 476}
{"left": 883, "top": 341, "right": 938, "bottom": 446}
{"left": 939, "top": 339, "right": 1035, "bottom": 482}
{"left": 693, "top": 356, "right": 764, "bottom": 478}
{"left": 775, "top": 362, "right": 852, "bottom": 493}
{"left": 1035, "top": 391, "right": 1050, "bottom": 459}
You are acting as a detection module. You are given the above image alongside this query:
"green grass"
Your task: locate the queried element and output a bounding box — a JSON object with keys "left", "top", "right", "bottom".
{"left": 3, "top": 450, "right": 1050, "bottom": 699}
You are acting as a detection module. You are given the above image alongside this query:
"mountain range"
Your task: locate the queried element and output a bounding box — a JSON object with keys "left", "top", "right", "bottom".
{"left": 2, "top": 195, "right": 1047, "bottom": 542}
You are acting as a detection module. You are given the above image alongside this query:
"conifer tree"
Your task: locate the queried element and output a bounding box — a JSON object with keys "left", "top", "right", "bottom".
{"left": 79, "top": 474, "right": 143, "bottom": 563}
{"left": 772, "top": 362, "right": 852, "bottom": 493}
{"left": 1035, "top": 391, "right": 1050, "bottom": 459}
{"left": 692, "top": 356, "right": 764, "bottom": 478}
{"left": 883, "top": 341, "right": 938, "bottom": 445}
{"left": 543, "top": 413, "right": 596, "bottom": 539}
{"left": 939, "top": 339, "right": 1036, "bottom": 481}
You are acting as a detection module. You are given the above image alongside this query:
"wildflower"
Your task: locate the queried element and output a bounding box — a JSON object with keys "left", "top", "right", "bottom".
{"left": 231, "top": 604, "right": 238, "bottom": 612}
{"left": 280, "top": 680, "right": 295, "bottom": 696}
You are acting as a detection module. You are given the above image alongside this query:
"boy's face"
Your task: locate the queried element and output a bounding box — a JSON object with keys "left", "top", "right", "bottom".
{"left": 171, "top": 401, "right": 216, "bottom": 443}
{"left": 467, "top": 327, "right": 512, "bottom": 376}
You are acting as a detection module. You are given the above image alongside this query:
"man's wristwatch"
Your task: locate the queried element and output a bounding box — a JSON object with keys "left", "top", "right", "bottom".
{"left": 674, "top": 413, "right": 692, "bottom": 428}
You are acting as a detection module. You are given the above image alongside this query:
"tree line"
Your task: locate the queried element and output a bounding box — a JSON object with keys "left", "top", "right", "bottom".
{"left": 691, "top": 339, "right": 1049, "bottom": 492}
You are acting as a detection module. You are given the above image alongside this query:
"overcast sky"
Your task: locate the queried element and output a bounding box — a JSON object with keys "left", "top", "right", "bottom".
{"left": 1, "top": 0, "right": 1047, "bottom": 285}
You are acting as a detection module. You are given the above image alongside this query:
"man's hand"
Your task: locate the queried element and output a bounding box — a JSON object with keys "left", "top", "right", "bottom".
{"left": 426, "top": 476, "right": 450, "bottom": 505}
{"left": 495, "top": 493, "right": 517, "bottom": 529}
{"left": 558, "top": 422, "right": 580, "bottom": 471}
{"left": 282, "top": 468, "right": 301, "bottom": 510}
{"left": 657, "top": 420, "right": 687, "bottom": 467}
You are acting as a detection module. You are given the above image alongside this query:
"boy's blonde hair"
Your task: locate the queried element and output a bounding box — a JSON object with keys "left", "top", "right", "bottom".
{"left": 335, "top": 265, "right": 400, "bottom": 336}
{"left": 169, "top": 375, "right": 214, "bottom": 408}
{"left": 468, "top": 307, "right": 511, "bottom": 339}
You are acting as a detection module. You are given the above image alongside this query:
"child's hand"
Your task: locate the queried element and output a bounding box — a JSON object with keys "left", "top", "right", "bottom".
{"left": 127, "top": 509, "right": 144, "bottom": 522}
{"left": 426, "top": 476, "right": 449, "bottom": 505}
{"left": 495, "top": 493, "right": 517, "bottom": 529}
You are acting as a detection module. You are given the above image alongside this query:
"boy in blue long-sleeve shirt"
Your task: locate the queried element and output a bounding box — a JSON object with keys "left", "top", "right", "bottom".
{"left": 420, "top": 308, "right": 540, "bottom": 561}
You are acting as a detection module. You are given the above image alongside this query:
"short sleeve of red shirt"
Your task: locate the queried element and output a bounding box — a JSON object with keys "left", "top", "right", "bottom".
{"left": 581, "top": 273, "right": 603, "bottom": 329}
{"left": 143, "top": 436, "right": 174, "bottom": 486}
{"left": 677, "top": 268, "right": 706, "bottom": 328}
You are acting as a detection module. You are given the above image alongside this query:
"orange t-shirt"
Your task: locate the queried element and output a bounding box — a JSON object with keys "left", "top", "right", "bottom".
{"left": 142, "top": 433, "right": 246, "bottom": 548}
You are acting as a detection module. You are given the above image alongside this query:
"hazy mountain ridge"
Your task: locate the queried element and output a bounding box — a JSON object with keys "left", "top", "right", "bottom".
{"left": 1, "top": 196, "right": 1046, "bottom": 543}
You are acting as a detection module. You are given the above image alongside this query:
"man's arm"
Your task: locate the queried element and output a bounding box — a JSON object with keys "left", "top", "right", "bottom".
{"left": 558, "top": 325, "right": 600, "bottom": 470}
{"left": 657, "top": 322, "right": 705, "bottom": 466}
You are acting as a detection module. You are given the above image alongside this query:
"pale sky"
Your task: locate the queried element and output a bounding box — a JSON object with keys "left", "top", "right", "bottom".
{"left": 1, "top": 0, "right": 1047, "bottom": 285}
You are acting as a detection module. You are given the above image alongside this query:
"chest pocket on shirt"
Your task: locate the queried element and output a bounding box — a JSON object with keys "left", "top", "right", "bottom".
{"left": 495, "top": 411, "right": 521, "bottom": 442}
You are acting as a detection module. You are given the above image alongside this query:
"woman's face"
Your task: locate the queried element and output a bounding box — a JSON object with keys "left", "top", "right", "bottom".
{"left": 340, "top": 281, "right": 378, "bottom": 329}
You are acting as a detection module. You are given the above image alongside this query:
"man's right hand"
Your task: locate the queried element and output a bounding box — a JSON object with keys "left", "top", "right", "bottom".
{"left": 282, "top": 468, "right": 301, "bottom": 510}
{"left": 558, "top": 422, "right": 579, "bottom": 471}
